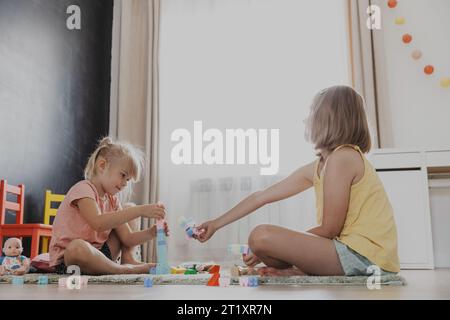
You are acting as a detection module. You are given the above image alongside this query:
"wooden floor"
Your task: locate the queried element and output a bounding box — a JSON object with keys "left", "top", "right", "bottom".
{"left": 1, "top": 269, "right": 449, "bottom": 300}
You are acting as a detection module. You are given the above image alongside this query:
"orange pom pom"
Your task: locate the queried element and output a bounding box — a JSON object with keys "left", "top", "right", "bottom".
{"left": 388, "top": 0, "right": 398, "bottom": 8}
{"left": 402, "top": 34, "right": 412, "bottom": 44}
{"left": 424, "top": 65, "right": 434, "bottom": 75}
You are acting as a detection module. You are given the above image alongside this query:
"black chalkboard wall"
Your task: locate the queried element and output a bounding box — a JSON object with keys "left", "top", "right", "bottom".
{"left": 0, "top": 0, "right": 113, "bottom": 251}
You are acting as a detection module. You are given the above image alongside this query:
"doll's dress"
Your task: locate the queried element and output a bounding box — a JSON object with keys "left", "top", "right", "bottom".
{"left": 0, "top": 255, "right": 27, "bottom": 274}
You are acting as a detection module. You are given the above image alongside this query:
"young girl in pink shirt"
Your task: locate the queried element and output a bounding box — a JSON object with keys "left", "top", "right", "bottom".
{"left": 49, "top": 137, "right": 167, "bottom": 275}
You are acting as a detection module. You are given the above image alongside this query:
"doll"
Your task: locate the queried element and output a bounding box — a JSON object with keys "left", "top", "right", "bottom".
{"left": 0, "top": 238, "right": 30, "bottom": 276}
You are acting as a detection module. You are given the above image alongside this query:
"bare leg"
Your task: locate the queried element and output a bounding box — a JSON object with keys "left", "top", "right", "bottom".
{"left": 120, "top": 218, "right": 142, "bottom": 264}
{"left": 64, "top": 239, "right": 154, "bottom": 275}
{"left": 106, "top": 222, "right": 142, "bottom": 265}
{"left": 248, "top": 224, "right": 344, "bottom": 276}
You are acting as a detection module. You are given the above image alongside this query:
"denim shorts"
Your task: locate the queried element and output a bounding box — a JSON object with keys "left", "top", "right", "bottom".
{"left": 333, "top": 240, "right": 396, "bottom": 276}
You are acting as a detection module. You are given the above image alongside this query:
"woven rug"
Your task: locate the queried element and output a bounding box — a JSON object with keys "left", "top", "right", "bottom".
{"left": 0, "top": 273, "right": 406, "bottom": 286}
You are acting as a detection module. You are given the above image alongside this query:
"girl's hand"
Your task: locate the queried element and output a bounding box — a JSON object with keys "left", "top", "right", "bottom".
{"left": 243, "top": 253, "right": 261, "bottom": 267}
{"left": 141, "top": 203, "right": 166, "bottom": 220}
{"left": 195, "top": 220, "right": 218, "bottom": 242}
{"left": 150, "top": 221, "right": 170, "bottom": 237}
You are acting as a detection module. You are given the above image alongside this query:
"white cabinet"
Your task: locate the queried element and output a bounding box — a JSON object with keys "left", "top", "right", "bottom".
{"left": 377, "top": 170, "right": 434, "bottom": 269}
{"left": 369, "top": 150, "right": 435, "bottom": 269}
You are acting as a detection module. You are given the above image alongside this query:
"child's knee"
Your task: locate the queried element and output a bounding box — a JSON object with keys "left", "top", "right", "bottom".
{"left": 248, "top": 224, "right": 272, "bottom": 253}
{"left": 64, "top": 239, "right": 91, "bottom": 264}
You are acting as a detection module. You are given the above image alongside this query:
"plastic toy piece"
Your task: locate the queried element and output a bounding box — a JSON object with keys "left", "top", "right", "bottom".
{"left": 248, "top": 276, "right": 259, "bottom": 287}
{"left": 58, "top": 277, "right": 67, "bottom": 287}
{"left": 231, "top": 265, "right": 259, "bottom": 277}
{"left": 178, "top": 216, "right": 201, "bottom": 239}
{"left": 149, "top": 267, "right": 156, "bottom": 275}
{"left": 38, "top": 275, "right": 49, "bottom": 285}
{"left": 239, "top": 277, "right": 249, "bottom": 287}
{"left": 184, "top": 268, "right": 197, "bottom": 275}
{"left": 171, "top": 267, "right": 187, "bottom": 274}
{"left": 207, "top": 273, "right": 220, "bottom": 286}
{"left": 228, "top": 244, "right": 251, "bottom": 255}
{"left": 219, "top": 277, "right": 230, "bottom": 287}
{"left": 12, "top": 276, "right": 24, "bottom": 285}
{"left": 208, "top": 265, "right": 220, "bottom": 274}
{"left": 144, "top": 278, "right": 153, "bottom": 287}
{"left": 155, "top": 219, "right": 170, "bottom": 274}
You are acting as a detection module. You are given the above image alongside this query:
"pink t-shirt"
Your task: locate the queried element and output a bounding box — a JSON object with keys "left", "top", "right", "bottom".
{"left": 49, "top": 180, "right": 120, "bottom": 267}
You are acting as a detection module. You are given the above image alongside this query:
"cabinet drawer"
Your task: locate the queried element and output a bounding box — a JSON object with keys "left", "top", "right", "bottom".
{"left": 426, "top": 151, "right": 450, "bottom": 167}
{"left": 369, "top": 152, "right": 423, "bottom": 170}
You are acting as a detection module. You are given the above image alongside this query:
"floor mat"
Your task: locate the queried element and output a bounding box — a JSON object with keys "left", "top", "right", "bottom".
{"left": 0, "top": 273, "right": 406, "bottom": 286}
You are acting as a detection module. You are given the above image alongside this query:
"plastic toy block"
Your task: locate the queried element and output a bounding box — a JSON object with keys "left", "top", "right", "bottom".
{"left": 38, "top": 275, "right": 49, "bottom": 285}
{"left": 208, "top": 265, "right": 220, "bottom": 274}
{"left": 239, "top": 277, "right": 249, "bottom": 287}
{"left": 144, "top": 278, "right": 153, "bottom": 287}
{"left": 80, "top": 276, "right": 89, "bottom": 286}
{"left": 184, "top": 268, "right": 197, "bottom": 275}
{"left": 248, "top": 276, "right": 259, "bottom": 287}
{"left": 207, "top": 272, "right": 220, "bottom": 286}
{"left": 219, "top": 277, "right": 230, "bottom": 287}
{"left": 149, "top": 267, "right": 156, "bottom": 275}
{"left": 171, "top": 267, "right": 187, "bottom": 274}
{"left": 178, "top": 216, "right": 201, "bottom": 239}
{"left": 58, "top": 278, "right": 67, "bottom": 287}
{"left": 228, "top": 244, "right": 251, "bottom": 255}
{"left": 155, "top": 219, "right": 170, "bottom": 274}
{"left": 12, "top": 276, "right": 24, "bottom": 285}
{"left": 231, "top": 265, "right": 259, "bottom": 277}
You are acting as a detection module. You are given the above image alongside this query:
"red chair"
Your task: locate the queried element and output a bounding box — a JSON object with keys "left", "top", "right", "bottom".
{"left": 0, "top": 180, "right": 52, "bottom": 259}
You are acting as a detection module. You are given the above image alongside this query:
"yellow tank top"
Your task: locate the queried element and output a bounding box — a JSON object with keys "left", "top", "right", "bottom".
{"left": 313, "top": 144, "right": 400, "bottom": 272}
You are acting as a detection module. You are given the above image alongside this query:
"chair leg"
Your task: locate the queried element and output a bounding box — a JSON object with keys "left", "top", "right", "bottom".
{"left": 42, "top": 237, "right": 49, "bottom": 254}
{"left": 30, "top": 230, "right": 40, "bottom": 259}
{"left": 0, "top": 232, "right": 3, "bottom": 253}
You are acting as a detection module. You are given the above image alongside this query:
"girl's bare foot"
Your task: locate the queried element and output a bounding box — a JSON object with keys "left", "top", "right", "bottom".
{"left": 258, "top": 267, "right": 306, "bottom": 277}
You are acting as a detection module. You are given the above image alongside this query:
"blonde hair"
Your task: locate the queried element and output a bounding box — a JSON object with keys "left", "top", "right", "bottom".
{"left": 304, "top": 85, "right": 372, "bottom": 155}
{"left": 84, "top": 137, "right": 144, "bottom": 199}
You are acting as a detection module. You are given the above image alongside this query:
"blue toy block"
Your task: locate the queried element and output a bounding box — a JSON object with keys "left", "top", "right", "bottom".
{"left": 149, "top": 267, "right": 156, "bottom": 275}
{"left": 38, "top": 275, "right": 49, "bottom": 285}
{"left": 155, "top": 220, "right": 170, "bottom": 274}
{"left": 12, "top": 276, "right": 24, "bottom": 285}
{"left": 248, "top": 276, "right": 259, "bottom": 287}
{"left": 144, "top": 278, "right": 153, "bottom": 287}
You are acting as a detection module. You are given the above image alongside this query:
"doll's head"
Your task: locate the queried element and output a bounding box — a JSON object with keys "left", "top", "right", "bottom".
{"left": 2, "top": 238, "right": 23, "bottom": 257}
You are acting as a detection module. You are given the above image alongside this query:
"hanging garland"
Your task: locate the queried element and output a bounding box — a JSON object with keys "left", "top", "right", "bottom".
{"left": 387, "top": 0, "right": 450, "bottom": 88}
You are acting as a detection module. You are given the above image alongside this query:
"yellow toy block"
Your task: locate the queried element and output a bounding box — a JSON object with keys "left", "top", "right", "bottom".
{"left": 170, "top": 267, "right": 187, "bottom": 274}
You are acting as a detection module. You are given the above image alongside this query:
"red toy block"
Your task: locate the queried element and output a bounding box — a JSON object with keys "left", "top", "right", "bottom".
{"left": 207, "top": 272, "right": 220, "bottom": 286}
{"left": 208, "top": 265, "right": 220, "bottom": 274}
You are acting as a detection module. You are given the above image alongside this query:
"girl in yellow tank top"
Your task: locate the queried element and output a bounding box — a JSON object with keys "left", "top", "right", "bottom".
{"left": 195, "top": 85, "right": 400, "bottom": 276}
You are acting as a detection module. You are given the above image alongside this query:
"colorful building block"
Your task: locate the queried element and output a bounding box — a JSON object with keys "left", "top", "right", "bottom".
{"left": 219, "top": 277, "right": 230, "bottom": 287}
{"left": 184, "top": 268, "right": 197, "bottom": 275}
{"left": 207, "top": 273, "right": 220, "bottom": 286}
{"left": 144, "top": 278, "right": 153, "bottom": 287}
{"left": 12, "top": 276, "right": 24, "bottom": 285}
{"left": 239, "top": 277, "right": 249, "bottom": 287}
{"left": 178, "top": 216, "right": 201, "bottom": 239}
{"left": 58, "top": 277, "right": 67, "bottom": 287}
{"left": 248, "top": 276, "right": 259, "bottom": 287}
{"left": 208, "top": 265, "right": 220, "bottom": 274}
{"left": 228, "top": 244, "right": 251, "bottom": 255}
{"left": 155, "top": 219, "right": 170, "bottom": 274}
{"left": 171, "top": 267, "right": 187, "bottom": 274}
{"left": 38, "top": 275, "right": 49, "bottom": 285}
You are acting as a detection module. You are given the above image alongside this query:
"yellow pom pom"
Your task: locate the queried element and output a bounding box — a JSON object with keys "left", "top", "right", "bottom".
{"left": 440, "top": 78, "right": 450, "bottom": 88}
{"left": 395, "top": 17, "right": 405, "bottom": 25}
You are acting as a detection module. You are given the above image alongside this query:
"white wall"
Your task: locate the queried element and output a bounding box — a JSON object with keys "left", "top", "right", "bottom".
{"left": 373, "top": 0, "right": 450, "bottom": 149}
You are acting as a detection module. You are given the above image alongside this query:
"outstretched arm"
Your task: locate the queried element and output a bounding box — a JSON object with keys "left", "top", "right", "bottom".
{"left": 197, "top": 160, "right": 316, "bottom": 242}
